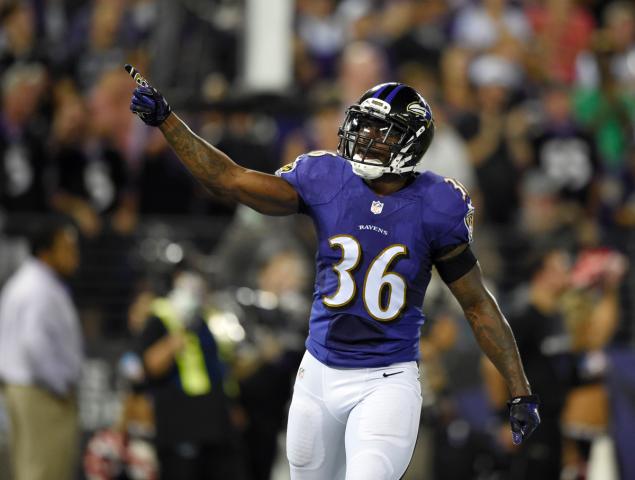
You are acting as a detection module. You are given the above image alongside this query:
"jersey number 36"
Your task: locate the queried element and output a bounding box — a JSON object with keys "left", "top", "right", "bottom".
{"left": 323, "top": 235, "right": 408, "bottom": 322}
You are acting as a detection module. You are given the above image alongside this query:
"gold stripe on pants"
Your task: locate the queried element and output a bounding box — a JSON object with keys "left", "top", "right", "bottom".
{"left": 4, "top": 385, "right": 78, "bottom": 480}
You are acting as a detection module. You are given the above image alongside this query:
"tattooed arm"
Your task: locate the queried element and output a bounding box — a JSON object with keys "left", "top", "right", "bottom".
{"left": 126, "top": 67, "right": 298, "bottom": 215}
{"left": 158, "top": 114, "right": 299, "bottom": 215}
{"left": 444, "top": 258, "right": 531, "bottom": 397}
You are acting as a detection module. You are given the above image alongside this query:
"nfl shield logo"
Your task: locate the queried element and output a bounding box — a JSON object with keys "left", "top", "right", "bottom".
{"left": 371, "top": 200, "right": 384, "bottom": 214}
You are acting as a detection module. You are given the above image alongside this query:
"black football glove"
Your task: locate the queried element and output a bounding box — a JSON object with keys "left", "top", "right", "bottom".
{"left": 125, "top": 64, "right": 171, "bottom": 127}
{"left": 508, "top": 394, "right": 540, "bottom": 445}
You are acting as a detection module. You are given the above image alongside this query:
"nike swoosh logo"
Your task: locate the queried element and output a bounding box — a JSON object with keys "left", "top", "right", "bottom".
{"left": 382, "top": 371, "right": 404, "bottom": 378}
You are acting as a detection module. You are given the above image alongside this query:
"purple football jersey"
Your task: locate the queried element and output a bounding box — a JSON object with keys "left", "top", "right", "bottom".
{"left": 277, "top": 152, "right": 474, "bottom": 367}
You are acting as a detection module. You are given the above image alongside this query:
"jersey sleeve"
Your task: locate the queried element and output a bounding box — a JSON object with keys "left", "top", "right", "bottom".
{"left": 275, "top": 151, "right": 346, "bottom": 210}
{"left": 427, "top": 177, "right": 475, "bottom": 256}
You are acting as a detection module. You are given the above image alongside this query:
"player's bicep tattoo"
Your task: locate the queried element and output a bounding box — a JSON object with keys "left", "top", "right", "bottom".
{"left": 160, "top": 114, "right": 236, "bottom": 197}
{"left": 160, "top": 115, "right": 299, "bottom": 214}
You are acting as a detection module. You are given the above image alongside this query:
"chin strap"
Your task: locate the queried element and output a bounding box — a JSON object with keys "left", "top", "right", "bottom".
{"left": 350, "top": 161, "right": 419, "bottom": 180}
{"left": 351, "top": 162, "right": 384, "bottom": 180}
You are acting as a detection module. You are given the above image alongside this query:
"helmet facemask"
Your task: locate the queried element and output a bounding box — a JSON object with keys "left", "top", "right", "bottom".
{"left": 337, "top": 105, "right": 430, "bottom": 180}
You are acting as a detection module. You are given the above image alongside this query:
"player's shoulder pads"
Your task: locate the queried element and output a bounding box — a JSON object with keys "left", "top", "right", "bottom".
{"left": 276, "top": 151, "right": 347, "bottom": 207}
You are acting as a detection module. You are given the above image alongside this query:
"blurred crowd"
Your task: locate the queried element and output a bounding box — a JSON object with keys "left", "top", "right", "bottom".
{"left": 1, "top": 0, "right": 635, "bottom": 479}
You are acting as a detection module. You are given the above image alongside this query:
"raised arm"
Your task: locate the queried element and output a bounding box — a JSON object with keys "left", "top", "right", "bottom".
{"left": 126, "top": 65, "right": 299, "bottom": 216}
{"left": 159, "top": 114, "right": 299, "bottom": 215}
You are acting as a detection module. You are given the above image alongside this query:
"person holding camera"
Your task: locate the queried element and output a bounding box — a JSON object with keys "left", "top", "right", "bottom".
{"left": 137, "top": 271, "right": 245, "bottom": 480}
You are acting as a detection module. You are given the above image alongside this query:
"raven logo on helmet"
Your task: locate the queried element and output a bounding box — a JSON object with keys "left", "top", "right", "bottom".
{"left": 406, "top": 102, "right": 431, "bottom": 121}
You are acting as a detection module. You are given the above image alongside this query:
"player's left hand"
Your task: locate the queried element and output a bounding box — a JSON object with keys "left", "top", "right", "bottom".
{"left": 508, "top": 394, "right": 540, "bottom": 445}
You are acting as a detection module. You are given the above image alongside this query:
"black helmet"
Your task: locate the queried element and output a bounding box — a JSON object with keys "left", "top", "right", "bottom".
{"left": 337, "top": 83, "right": 434, "bottom": 179}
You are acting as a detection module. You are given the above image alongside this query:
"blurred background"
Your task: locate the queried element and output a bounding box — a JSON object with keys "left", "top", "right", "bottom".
{"left": 0, "top": 0, "right": 634, "bottom": 479}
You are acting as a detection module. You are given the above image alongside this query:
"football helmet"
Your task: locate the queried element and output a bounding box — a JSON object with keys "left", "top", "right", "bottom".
{"left": 337, "top": 83, "right": 434, "bottom": 180}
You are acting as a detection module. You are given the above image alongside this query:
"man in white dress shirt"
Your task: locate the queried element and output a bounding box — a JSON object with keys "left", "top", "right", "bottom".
{"left": 0, "top": 216, "right": 82, "bottom": 480}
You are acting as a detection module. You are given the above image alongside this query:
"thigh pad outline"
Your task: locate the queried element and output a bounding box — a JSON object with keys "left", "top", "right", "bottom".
{"left": 286, "top": 395, "right": 326, "bottom": 469}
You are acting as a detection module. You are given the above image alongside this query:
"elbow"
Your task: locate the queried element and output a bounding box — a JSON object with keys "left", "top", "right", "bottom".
{"left": 465, "top": 284, "right": 500, "bottom": 315}
{"left": 142, "top": 351, "right": 171, "bottom": 379}
{"left": 143, "top": 361, "right": 159, "bottom": 379}
{"left": 460, "top": 292, "right": 492, "bottom": 319}
{"left": 143, "top": 361, "right": 165, "bottom": 379}
{"left": 462, "top": 294, "right": 507, "bottom": 331}
{"left": 210, "top": 166, "right": 248, "bottom": 203}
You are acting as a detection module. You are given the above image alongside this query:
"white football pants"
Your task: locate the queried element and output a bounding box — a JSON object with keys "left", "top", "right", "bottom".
{"left": 286, "top": 351, "right": 422, "bottom": 480}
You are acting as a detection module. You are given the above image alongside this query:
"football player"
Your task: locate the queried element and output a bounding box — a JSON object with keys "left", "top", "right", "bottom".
{"left": 127, "top": 67, "right": 540, "bottom": 480}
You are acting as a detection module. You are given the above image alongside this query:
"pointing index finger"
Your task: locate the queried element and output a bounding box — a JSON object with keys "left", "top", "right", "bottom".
{"left": 124, "top": 64, "right": 149, "bottom": 88}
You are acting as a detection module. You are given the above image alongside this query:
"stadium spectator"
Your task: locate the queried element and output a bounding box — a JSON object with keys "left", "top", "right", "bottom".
{"left": 50, "top": 91, "right": 102, "bottom": 237}
{"left": 526, "top": 82, "right": 599, "bottom": 214}
{"left": 611, "top": 145, "right": 635, "bottom": 228}
{"left": 337, "top": 41, "right": 389, "bottom": 106}
{"left": 146, "top": 1, "right": 239, "bottom": 106}
{"left": 452, "top": 0, "right": 531, "bottom": 57}
{"left": 0, "top": 63, "right": 51, "bottom": 216}
{"left": 573, "top": 40, "right": 635, "bottom": 172}
{"left": 51, "top": 87, "right": 133, "bottom": 234}
{"left": 296, "top": 0, "right": 347, "bottom": 79}
{"left": 497, "top": 171, "right": 574, "bottom": 291}
{"left": 440, "top": 47, "right": 475, "bottom": 121}
{"left": 281, "top": 85, "right": 342, "bottom": 166}
{"left": 385, "top": 0, "right": 450, "bottom": 71}
{"left": 137, "top": 271, "right": 246, "bottom": 480}
{"left": 575, "top": 1, "right": 635, "bottom": 90}
{"left": 482, "top": 247, "right": 574, "bottom": 480}
{"left": 403, "top": 63, "right": 477, "bottom": 193}
{"left": 0, "top": 215, "right": 82, "bottom": 480}
{"left": 136, "top": 131, "right": 202, "bottom": 215}
{"left": 236, "top": 249, "right": 309, "bottom": 480}
{"left": 526, "top": 0, "right": 596, "bottom": 84}
{"left": 0, "top": 2, "right": 44, "bottom": 71}
{"left": 71, "top": 0, "right": 128, "bottom": 92}
{"left": 83, "top": 287, "right": 159, "bottom": 480}
{"left": 482, "top": 245, "right": 627, "bottom": 479}
{"left": 413, "top": 306, "right": 491, "bottom": 480}
{"left": 455, "top": 54, "right": 523, "bottom": 225}
{"left": 560, "top": 248, "right": 627, "bottom": 478}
